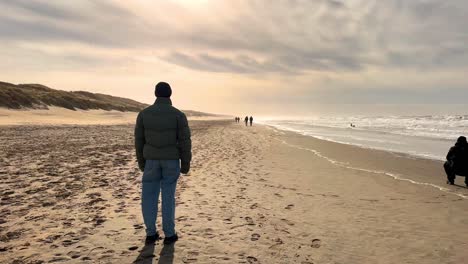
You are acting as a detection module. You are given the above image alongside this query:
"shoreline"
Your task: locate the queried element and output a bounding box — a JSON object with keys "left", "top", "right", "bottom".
{"left": 260, "top": 122, "right": 452, "bottom": 161}
{"left": 266, "top": 124, "right": 468, "bottom": 199}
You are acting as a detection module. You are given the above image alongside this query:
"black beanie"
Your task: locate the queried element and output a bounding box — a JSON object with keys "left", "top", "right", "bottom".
{"left": 457, "top": 136, "right": 467, "bottom": 144}
{"left": 155, "top": 82, "right": 172, "bottom": 97}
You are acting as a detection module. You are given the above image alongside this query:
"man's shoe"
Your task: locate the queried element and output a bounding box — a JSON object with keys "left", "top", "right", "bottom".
{"left": 163, "top": 234, "right": 178, "bottom": 245}
{"left": 145, "top": 233, "right": 160, "bottom": 244}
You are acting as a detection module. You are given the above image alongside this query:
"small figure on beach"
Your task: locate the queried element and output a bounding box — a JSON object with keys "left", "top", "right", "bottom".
{"left": 249, "top": 116, "right": 253, "bottom": 126}
{"left": 350, "top": 123, "right": 356, "bottom": 128}
{"left": 135, "top": 81, "right": 192, "bottom": 245}
{"left": 244, "top": 116, "right": 248, "bottom": 126}
{"left": 444, "top": 136, "right": 468, "bottom": 187}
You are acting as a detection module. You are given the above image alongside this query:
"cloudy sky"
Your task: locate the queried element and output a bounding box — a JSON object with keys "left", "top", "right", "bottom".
{"left": 0, "top": 0, "right": 467, "bottom": 115}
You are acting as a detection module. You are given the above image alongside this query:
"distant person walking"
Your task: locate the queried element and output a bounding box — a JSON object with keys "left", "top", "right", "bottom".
{"left": 244, "top": 116, "right": 248, "bottom": 126}
{"left": 135, "top": 82, "right": 192, "bottom": 245}
{"left": 249, "top": 116, "right": 253, "bottom": 126}
{"left": 444, "top": 136, "right": 468, "bottom": 187}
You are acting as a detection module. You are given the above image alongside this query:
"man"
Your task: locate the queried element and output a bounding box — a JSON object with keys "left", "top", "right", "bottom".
{"left": 444, "top": 136, "right": 468, "bottom": 186}
{"left": 244, "top": 116, "right": 248, "bottom": 126}
{"left": 249, "top": 116, "right": 253, "bottom": 126}
{"left": 135, "top": 82, "right": 192, "bottom": 245}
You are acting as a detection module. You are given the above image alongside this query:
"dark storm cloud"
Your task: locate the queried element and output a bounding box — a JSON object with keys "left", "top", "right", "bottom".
{"left": 1, "top": 0, "right": 468, "bottom": 74}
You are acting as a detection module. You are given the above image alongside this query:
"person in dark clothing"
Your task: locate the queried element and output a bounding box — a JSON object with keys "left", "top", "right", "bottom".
{"left": 135, "top": 82, "right": 192, "bottom": 245}
{"left": 244, "top": 116, "right": 248, "bottom": 126}
{"left": 249, "top": 116, "right": 253, "bottom": 126}
{"left": 444, "top": 136, "right": 468, "bottom": 186}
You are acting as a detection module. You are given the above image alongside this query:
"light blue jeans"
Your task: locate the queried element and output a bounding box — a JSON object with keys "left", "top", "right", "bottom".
{"left": 141, "top": 160, "right": 180, "bottom": 237}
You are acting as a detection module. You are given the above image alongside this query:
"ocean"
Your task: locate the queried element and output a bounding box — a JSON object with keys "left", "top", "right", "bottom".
{"left": 259, "top": 115, "right": 468, "bottom": 161}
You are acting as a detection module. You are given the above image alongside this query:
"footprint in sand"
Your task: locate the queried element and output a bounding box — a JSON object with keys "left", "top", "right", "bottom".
{"left": 280, "top": 218, "right": 295, "bottom": 226}
{"left": 247, "top": 256, "right": 259, "bottom": 263}
{"left": 128, "top": 246, "right": 139, "bottom": 251}
{"left": 182, "top": 257, "right": 198, "bottom": 263}
{"left": 285, "top": 204, "right": 294, "bottom": 209}
{"left": 251, "top": 233, "right": 261, "bottom": 241}
{"left": 49, "top": 256, "right": 69, "bottom": 262}
{"left": 133, "top": 224, "right": 143, "bottom": 230}
{"left": 67, "top": 251, "right": 81, "bottom": 259}
{"left": 311, "top": 239, "right": 321, "bottom": 248}
{"left": 0, "top": 246, "right": 11, "bottom": 252}
{"left": 62, "top": 240, "right": 77, "bottom": 247}
{"left": 187, "top": 251, "right": 200, "bottom": 257}
{"left": 245, "top": 217, "right": 255, "bottom": 226}
{"left": 270, "top": 237, "right": 284, "bottom": 248}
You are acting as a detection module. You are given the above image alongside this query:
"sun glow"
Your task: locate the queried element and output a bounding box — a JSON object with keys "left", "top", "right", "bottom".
{"left": 171, "top": 0, "right": 211, "bottom": 7}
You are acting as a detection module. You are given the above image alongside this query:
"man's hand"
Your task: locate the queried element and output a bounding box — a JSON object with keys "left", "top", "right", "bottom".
{"left": 138, "top": 161, "right": 146, "bottom": 172}
{"left": 181, "top": 162, "right": 190, "bottom": 174}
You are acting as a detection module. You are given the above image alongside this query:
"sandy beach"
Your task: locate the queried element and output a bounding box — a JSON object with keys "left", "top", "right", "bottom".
{"left": 1, "top": 120, "right": 468, "bottom": 264}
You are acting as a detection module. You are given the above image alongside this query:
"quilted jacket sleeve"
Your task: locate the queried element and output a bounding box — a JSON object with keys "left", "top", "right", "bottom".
{"left": 135, "top": 112, "right": 146, "bottom": 171}
{"left": 177, "top": 113, "right": 192, "bottom": 165}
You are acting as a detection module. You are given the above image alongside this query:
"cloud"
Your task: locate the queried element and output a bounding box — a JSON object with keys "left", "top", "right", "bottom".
{"left": 1, "top": 0, "right": 468, "bottom": 111}
{"left": 164, "top": 52, "right": 294, "bottom": 74}
{"left": 1, "top": 0, "right": 468, "bottom": 74}
{"left": 0, "top": 0, "right": 160, "bottom": 47}
{"left": 1, "top": 0, "right": 83, "bottom": 20}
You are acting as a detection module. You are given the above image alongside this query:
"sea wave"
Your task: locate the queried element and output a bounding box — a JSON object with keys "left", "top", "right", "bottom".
{"left": 259, "top": 115, "right": 468, "bottom": 160}
{"left": 261, "top": 115, "right": 468, "bottom": 140}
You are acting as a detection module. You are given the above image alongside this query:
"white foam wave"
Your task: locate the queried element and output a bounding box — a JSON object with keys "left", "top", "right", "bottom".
{"left": 261, "top": 115, "right": 468, "bottom": 140}
{"left": 260, "top": 119, "right": 454, "bottom": 161}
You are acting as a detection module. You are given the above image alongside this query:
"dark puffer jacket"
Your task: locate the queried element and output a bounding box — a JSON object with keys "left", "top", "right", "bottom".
{"left": 446, "top": 142, "right": 468, "bottom": 173}
{"left": 134, "top": 97, "right": 192, "bottom": 171}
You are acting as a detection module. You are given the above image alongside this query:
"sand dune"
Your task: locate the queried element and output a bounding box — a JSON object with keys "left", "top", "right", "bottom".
{"left": 0, "top": 81, "right": 147, "bottom": 111}
{"left": 1, "top": 121, "right": 467, "bottom": 263}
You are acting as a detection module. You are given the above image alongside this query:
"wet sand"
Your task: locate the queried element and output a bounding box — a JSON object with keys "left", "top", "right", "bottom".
{"left": 1, "top": 121, "right": 468, "bottom": 263}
